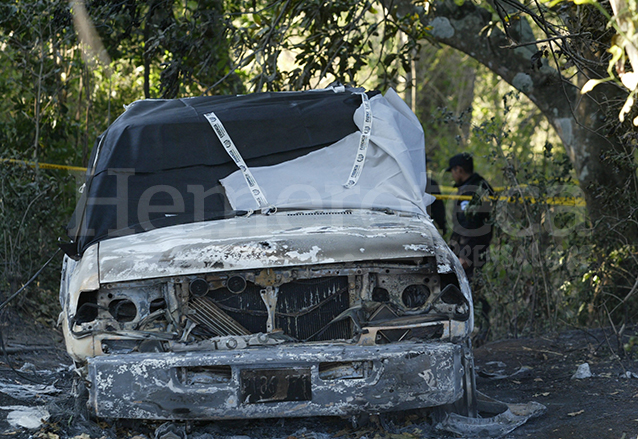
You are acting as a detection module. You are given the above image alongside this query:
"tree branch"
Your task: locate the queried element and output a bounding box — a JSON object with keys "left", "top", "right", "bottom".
{"left": 501, "top": 32, "right": 591, "bottom": 49}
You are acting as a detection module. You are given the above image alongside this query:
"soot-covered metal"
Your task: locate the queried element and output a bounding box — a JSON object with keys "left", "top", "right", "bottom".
{"left": 65, "top": 216, "right": 475, "bottom": 420}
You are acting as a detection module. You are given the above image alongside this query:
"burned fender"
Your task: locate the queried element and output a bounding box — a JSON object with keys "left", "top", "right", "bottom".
{"left": 435, "top": 391, "right": 546, "bottom": 437}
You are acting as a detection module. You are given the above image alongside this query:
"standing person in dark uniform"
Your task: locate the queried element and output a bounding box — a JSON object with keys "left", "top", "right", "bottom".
{"left": 445, "top": 152, "right": 494, "bottom": 343}
{"left": 446, "top": 153, "right": 494, "bottom": 276}
{"left": 426, "top": 158, "right": 447, "bottom": 235}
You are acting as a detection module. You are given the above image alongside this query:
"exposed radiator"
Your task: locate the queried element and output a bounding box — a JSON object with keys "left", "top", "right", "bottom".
{"left": 188, "top": 296, "right": 251, "bottom": 337}
{"left": 276, "top": 277, "right": 351, "bottom": 341}
{"left": 189, "top": 276, "right": 351, "bottom": 341}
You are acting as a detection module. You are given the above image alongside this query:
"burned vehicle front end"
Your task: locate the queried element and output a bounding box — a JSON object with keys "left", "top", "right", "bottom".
{"left": 59, "top": 87, "right": 476, "bottom": 420}
{"left": 62, "top": 212, "right": 474, "bottom": 419}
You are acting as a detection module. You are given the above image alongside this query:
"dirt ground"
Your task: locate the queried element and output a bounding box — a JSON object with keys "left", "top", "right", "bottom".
{"left": 1, "top": 309, "right": 637, "bottom": 439}
{"left": 473, "top": 328, "right": 638, "bottom": 439}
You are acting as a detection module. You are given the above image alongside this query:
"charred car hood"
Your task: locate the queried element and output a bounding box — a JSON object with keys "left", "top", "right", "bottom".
{"left": 97, "top": 210, "right": 453, "bottom": 283}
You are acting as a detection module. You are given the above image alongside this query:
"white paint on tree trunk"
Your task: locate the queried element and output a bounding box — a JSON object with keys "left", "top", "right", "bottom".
{"left": 579, "top": 164, "right": 590, "bottom": 181}
{"left": 553, "top": 117, "right": 575, "bottom": 160}
{"left": 429, "top": 17, "right": 455, "bottom": 39}
{"left": 512, "top": 73, "right": 534, "bottom": 93}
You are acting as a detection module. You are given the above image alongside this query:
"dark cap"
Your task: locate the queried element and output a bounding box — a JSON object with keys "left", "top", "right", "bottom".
{"left": 445, "top": 153, "right": 473, "bottom": 172}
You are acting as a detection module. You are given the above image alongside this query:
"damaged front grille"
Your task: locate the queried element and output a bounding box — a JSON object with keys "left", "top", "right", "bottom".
{"left": 81, "top": 259, "right": 460, "bottom": 353}
{"left": 276, "top": 278, "right": 351, "bottom": 341}
{"left": 188, "top": 276, "right": 351, "bottom": 341}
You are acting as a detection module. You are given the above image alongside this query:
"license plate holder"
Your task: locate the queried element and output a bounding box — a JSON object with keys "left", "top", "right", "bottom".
{"left": 240, "top": 368, "right": 311, "bottom": 404}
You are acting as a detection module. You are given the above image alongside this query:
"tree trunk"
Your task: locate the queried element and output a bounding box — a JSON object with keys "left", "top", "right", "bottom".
{"left": 400, "top": 0, "right": 638, "bottom": 243}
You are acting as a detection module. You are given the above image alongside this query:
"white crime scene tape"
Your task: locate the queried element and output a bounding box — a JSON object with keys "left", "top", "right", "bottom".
{"left": 344, "top": 92, "right": 372, "bottom": 189}
{"left": 204, "top": 112, "right": 273, "bottom": 213}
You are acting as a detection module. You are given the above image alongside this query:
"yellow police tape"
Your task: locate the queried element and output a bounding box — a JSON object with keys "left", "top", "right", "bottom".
{"left": 3, "top": 158, "right": 586, "bottom": 207}
{"left": 1, "top": 158, "right": 87, "bottom": 172}
{"left": 435, "top": 193, "right": 586, "bottom": 206}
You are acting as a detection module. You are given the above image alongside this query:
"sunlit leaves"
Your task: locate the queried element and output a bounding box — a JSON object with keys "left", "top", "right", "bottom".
{"left": 223, "top": 0, "right": 425, "bottom": 91}
{"left": 580, "top": 77, "right": 612, "bottom": 94}
{"left": 544, "top": 0, "right": 638, "bottom": 123}
{"left": 620, "top": 72, "right": 638, "bottom": 90}
{"left": 619, "top": 89, "right": 637, "bottom": 122}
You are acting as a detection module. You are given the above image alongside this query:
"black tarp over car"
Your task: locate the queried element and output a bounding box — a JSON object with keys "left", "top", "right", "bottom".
{"left": 67, "top": 89, "right": 378, "bottom": 256}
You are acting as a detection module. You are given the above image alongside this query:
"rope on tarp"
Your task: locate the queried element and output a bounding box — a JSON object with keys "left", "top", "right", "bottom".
{"left": 343, "top": 92, "right": 372, "bottom": 189}
{"left": 203, "top": 112, "right": 275, "bottom": 214}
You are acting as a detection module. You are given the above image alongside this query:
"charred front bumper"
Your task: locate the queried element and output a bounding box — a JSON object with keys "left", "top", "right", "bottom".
{"left": 87, "top": 341, "right": 463, "bottom": 420}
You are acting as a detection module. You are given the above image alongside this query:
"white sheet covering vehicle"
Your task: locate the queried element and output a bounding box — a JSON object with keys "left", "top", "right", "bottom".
{"left": 59, "top": 86, "right": 540, "bottom": 428}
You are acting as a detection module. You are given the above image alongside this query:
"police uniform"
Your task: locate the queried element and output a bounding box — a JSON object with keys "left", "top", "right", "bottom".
{"left": 448, "top": 171, "right": 494, "bottom": 279}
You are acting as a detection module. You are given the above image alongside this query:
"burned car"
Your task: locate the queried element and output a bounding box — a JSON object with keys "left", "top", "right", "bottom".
{"left": 59, "top": 86, "right": 477, "bottom": 421}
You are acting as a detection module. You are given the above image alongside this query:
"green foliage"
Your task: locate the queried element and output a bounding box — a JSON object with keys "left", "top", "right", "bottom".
{"left": 86, "top": 0, "right": 244, "bottom": 97}
{"left": 579, "top": 245, "right": 638, "bottom": 326}
{"left": 0, "top": 0, "right": 87, "bottom": 311}
{"left": 624, "top": 335, "right": 638, "bottom": 358}
{"left": 413, "top": 56, "right": 619, "bottom": 338}
{"left": 455, "top": 89, "right": 638, "bottom": 340}
{"left": 552, "top": 0, "right": 638, "bottom": 125}
{"left": 0, "top": 165, "right": 75, "bottom": 309}
{"left": 448, "top": 89, "right": 570, "bottom": 336}
{"left": 224, "top": 0, "right": 427, "bottom": 91}
{"left": 478, "top": 165, "right": 593, "bottom": 337}
{"left": 413, "top": 46, "right": 478, "bottom": 167}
